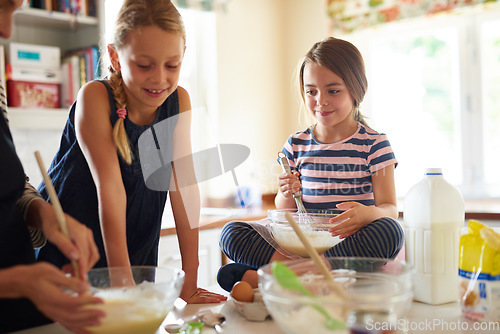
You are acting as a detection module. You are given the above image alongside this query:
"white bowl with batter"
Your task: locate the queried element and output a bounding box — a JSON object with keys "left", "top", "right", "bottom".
{"left": 85, "top": 266, "right": 184, "bottom": 334}
{"left": 268, "top": 209, "right": 343, "bottom": 257}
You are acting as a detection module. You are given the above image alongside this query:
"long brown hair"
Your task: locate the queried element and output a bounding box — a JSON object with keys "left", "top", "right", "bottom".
{"left": 109, "top": 0, "right": 186, "bottom": 164}
{"left": 298, "top": 37, "right": 368, "bottom": 126}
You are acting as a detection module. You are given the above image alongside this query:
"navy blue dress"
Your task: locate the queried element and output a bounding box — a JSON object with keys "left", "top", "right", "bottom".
{"left": 37, "top": 80, "right": 179, "bottom": 268}
{"left": 0, "top": 108, "right": 51, "bottom": 331}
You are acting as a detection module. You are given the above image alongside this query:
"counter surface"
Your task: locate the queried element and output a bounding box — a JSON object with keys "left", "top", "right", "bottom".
{"left": 12, "top": 298, "right": 500, "bottom": 334}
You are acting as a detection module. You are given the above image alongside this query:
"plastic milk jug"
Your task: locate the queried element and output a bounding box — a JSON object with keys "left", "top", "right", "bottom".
{"left": 404, "top": 168, "right": 465, "bottom": 304}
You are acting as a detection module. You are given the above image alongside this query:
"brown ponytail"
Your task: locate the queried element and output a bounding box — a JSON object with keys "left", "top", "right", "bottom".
{"left": 352, "top": 106, "right": 368, "bottom": 127}
{"left": 108, "top": 67, "right": 133, "bottom": 164}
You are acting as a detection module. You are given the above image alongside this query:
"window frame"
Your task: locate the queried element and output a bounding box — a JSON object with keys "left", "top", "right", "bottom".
{"left": 341, "top": 6, "right": 500, "bottom": 200}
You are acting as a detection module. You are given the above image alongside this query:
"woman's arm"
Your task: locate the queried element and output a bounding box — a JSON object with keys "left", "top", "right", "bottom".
{"left": 0, "top": 263, "right": 105, "bottom": 332}
{"left": 18, "top": 179, "right": 99, "bottom": 279}
{"left": 25, "top": 198, "right": 99, "bottom": 279}
{"left": 75, "top": 81, "right": 130, "bottom": 268}
{"left": 17, "top": 180, "right": 46, "bottom": 248}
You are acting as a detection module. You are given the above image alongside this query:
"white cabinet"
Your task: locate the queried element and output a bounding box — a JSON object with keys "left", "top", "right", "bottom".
{"left": 158, "top": 228, "right": 223, "bottom": 289}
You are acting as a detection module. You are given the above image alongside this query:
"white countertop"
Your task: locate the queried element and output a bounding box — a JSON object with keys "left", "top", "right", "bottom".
{"left": 11, "top": 297, "right": 281, "bottom": 334}
{"left": 11, "top": 298, "right": 500, "bottom": 334}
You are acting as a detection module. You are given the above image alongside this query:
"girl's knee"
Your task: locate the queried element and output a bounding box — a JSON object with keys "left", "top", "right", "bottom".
{"left": 221, "top": 221, "right": 252, "bottom": 236}
{"left": 220, "top": 221, "right": 251, "bottom": 244}
{"left": 324, "top": 217, "right": 404, "bottom": 259}
{"left": 372, "top": 217, "right": 405, "bottom": 258}
{"left": 380, "top": 217, "right": 404, "bottom": 242}
{"left": 219, "top": 221, "right": 257, "bottom": 258}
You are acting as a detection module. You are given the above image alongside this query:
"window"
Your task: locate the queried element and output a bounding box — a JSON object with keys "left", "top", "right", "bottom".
{"left": 343, "top": 6, "right": 500, "bottom": 200}
{"left": 480, "top": 14, "right": 500, "bottom": 197}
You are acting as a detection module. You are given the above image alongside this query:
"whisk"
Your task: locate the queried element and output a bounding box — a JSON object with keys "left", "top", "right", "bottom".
{"left": 277, "top": 152, "right": 314, "bottom": 225}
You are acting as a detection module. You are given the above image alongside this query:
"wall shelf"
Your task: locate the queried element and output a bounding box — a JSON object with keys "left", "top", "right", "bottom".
{"left": 8, "top": 107, "right": 68, "bottom": 130}
{"left": 14, "top": 7, "right": 98, "bottom": 29}
{"left": 6, "top": 4, "right": 103, "bottom": 132}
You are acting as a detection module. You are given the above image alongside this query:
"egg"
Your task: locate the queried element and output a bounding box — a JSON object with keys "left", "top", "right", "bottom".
{"left": 230, "top": 281, "right": 254, "bottom": 302}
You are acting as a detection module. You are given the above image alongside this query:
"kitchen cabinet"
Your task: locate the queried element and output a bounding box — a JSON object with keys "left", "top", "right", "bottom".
{"left": 5, "top": 5, "right": 104, "bottom": 131}
{"left": 158, "top": 228, "right": 223, "bottom": 288}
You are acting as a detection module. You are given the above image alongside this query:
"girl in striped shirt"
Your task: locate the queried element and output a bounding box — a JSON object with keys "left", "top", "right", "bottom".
{"left": 217, "top": 37, "right": 403, "bottom": 291}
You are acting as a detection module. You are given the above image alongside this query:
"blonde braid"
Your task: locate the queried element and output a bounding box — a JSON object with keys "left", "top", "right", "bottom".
{"left": 108, "top": 67, "right": 133, "bottom": 164}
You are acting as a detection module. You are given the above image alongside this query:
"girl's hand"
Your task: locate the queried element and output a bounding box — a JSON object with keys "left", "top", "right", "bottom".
{"left": 277, "top": 171, "right": 302, "bottom": 199}
{"left": 182, "top": 287, "right": 227, "bottom": 304}
{"left": 328, "top": 202, "right": 375, "bottom": 238}
{"left": 16, "top": 263, "right": 105, "bottom": 334}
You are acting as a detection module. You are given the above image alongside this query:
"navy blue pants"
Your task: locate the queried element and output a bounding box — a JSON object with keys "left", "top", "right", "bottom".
{"left": 219, "top": 217, "right": 404, "bottom": 267}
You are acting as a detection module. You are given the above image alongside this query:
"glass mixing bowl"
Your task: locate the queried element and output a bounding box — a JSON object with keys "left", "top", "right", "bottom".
{"left": 268, "top": 208, "right": 343, "bottom": 257}
{"left": 258, "top": 257, "right": 414, "bottom": 334}
{"left": 85, "top": 266, "right": 184, "bottom": 334}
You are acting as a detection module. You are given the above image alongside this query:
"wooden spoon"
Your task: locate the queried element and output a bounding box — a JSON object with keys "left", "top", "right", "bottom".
{"left": 35, "top": 151, "right": 79, "bottom": 278}
{"left": 284, "top": 211, "right": 346, "bottom": 298}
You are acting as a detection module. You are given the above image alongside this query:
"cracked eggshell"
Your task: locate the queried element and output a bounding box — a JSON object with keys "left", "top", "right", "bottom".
{"left": 232, "top": 289, "right": 270, "bottom": 322}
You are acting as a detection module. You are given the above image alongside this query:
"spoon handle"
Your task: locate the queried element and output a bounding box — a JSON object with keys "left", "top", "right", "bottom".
{"left": 35, "top": 151, "right": 79, "bottom": 279}
{"left": 284, "top": 212, "right": 346, "bottom": 298}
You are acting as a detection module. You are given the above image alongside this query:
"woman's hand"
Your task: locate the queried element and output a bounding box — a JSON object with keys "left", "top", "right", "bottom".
{"left": 42, "top": 208, "right": 99, "bottom": 280}
{"left": 14, "top": 263, "right": 105, "bottom": 334}
{"left": 26, "top": 199, "right": 99, "bottom": 280}
{"left": 328, "top": 202, "right": 375, "bottom": 238}
{"left": 277, "top": 171, "right": 302, "bottom": 199}
{"left": 182, "top": 287, "right": 227, "bottom": 304}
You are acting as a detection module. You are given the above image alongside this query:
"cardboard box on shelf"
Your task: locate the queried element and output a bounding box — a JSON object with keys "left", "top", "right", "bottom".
{"left": 7, "top": 80, "right": 60, "bottom": 108}
{"left": 7, "top": 43, "right": 60, "bottom": 69}
{"left": 6, "top": 64, "right": 62, "bottom": 84}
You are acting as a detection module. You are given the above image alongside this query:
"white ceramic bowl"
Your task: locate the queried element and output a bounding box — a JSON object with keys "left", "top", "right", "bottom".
{"left": 258, "top": 257, "right": 414, "bottom": 334}
{"left": 268, "top": 209, "right": 343, "bottom": 257}
{"left": 85, "top": 266, "right": 184, "bottom": 334}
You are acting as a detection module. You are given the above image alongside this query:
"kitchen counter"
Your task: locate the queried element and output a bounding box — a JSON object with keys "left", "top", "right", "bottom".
{"left": 12, "top": 198, "right": 500, "bottom": 333}
{"left": 164, "top": 197, "right": 500, "bottom": 237}
{"left": 11, "top": 297, "right": 500, "bottom": 334}
{"left": 160, "top": 204, "right": 274, "bottom": 237}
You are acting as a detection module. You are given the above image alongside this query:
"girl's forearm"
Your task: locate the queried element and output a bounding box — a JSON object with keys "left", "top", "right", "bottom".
{"left": 170, "top": 184, "right": 201, "bottom": 288}
{"left": 176, "top": 224, "right": 200, "bottom": 291}
{"left": 98, "top": 190, "right": 130, "bottom": 267}
{"left": 374, "top": 203, "right": 399, "bottom": 220}
{"left": 100, "top": 217, "right": 130, "bottom": 267}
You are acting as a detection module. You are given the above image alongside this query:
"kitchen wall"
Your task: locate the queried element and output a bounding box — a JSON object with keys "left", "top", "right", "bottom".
{"left": 213, "top": 0, "right": 330, "bottom": 197}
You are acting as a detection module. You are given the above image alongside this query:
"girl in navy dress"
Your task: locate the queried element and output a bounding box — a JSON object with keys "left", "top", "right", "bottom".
{"left": 38, "top": 0, "right": 225, "bottom": 304}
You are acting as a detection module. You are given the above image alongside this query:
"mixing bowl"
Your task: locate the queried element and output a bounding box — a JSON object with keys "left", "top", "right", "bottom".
{"left": 85, "top": 266, "right": 184, "bottom": 334}
{"left": 268, "top": 209, "right": 343, "bottom": 257}
{"left": 258, "top": 257, "right": 413, "bottom": 334}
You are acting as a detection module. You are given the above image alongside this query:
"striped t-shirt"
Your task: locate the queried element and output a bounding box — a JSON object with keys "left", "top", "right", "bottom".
{"left": 281, "top": 123, "right": 397, "bottom": 210}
